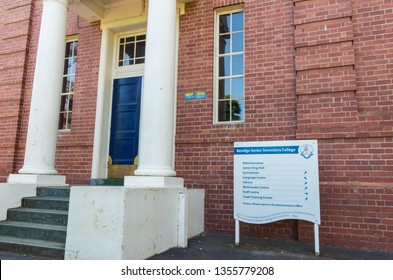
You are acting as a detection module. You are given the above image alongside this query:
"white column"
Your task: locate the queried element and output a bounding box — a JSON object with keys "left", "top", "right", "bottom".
{"left": 18, "top": 0, "right": 69, "bottom": 175}
{"left": 134, "top": 0, "right": 178, "bottom": 177}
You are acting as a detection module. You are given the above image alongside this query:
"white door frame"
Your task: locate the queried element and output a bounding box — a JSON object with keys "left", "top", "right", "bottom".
{"left": 91, "top": 17, "right": 148, "bottom": 180}
{"left": 91, "top": 4, "right": 183, "bottom": 180}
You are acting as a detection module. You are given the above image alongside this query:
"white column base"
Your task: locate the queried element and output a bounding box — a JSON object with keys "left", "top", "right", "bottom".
{"left": 7, "top": 174, "right": 67, "bottom": 186}
{"left": 124, "top": 176, "right": 183, "bottom": 188}
{"left": 134, "top": 167, "right": 177, "bottom": 177}
{"left": 18, "top": 166, "right": 58, "bottom": 175}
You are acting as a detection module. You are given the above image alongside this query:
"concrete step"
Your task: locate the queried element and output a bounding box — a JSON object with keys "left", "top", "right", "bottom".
{"left": 0, "top": 235, "right": 65, "bottom": 259}
{"left": 0, "top": 221, "right": 67, "bottom": 243}
{"left": 0, "top": 185, "right": 70, "bottom": 259}
{"left": 7, "top": 208, "right": 68, "bottom": 226}
{"left": 36, "top": 186, "right": 70, "bottom": 198}
{"left": 90, "top": 178, "right": 124, "bottom": 186}
{"left": 22, "top": 196, "right": 69, "bottom": 211}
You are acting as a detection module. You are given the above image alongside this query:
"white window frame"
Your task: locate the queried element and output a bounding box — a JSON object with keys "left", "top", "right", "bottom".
{"left": 113, "top": 29, "right": 146, "bottom": 79}
{"left": 213, "top": 5, "right": 245, "bottom": 124}
{"left": 59, "top": 35, "right": 78, "bottom": 131}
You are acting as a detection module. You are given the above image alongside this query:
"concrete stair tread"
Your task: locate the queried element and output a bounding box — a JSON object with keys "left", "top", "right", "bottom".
{"left": 24, "top": 196, "right": 69, "bottom": 201}
{"left": 0, "top": 235, "right": 65, "bottom": 249}
{"left": 36, "top": 186, "right": 70, "bottom": 198}
{"left": 0, "top": 188, "right": 69, "bottom": 259}
{"left": 10, "top": 207, "right": 68, "bottom": 215}
{"left": 37, "top": 186, "right": 70, "bottom": 190}
{"left": 0, "top": 220, "right": 67, "bottom": 231}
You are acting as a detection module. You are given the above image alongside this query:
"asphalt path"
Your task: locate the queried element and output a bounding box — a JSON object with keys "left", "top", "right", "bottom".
{"left": 1, "top": 233, "right": 392, "bottom": 260}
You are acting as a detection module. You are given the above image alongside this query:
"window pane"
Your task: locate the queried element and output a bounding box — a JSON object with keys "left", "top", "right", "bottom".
{"left": 136, "top": 41, "right": 145, "bottom": 58}
{"left": 219, "top": 34, "right": 231, "bottom": 54}
{"left": 72, "top": 41, "right": 78, "bottom": 57}
{"left": 119, "top": 44, "right": 124, "bottom": 62}
{"left": 232, "top": 54, "right": 244, "bottom": 76}
{"left": 59, "top": 113, "right": 67, "bottom": 129}
{"left": 232, "top": 32, "right": 243, "bottom": 53}
{"left": 219, "top": 56, "right": 230, "bottom": 77}
{"left": 124, "top": 59, "right": 133, "bottom": 66}
{"left": 232, "top": 99, "right": 244, "bottom": 121}
{"left": 136, "top": 58, "right": 145, "bottom": 64}
{"left": 60, "top": 95, "right": 67, "bottom": 111}
{"left": 125, "top": 43, "right": 135, "bottom": 61}
{"left": 65, "top": 95, "right": 71, "bottom": 111}
{"left": 218, "top": 100, "right": 230, "bottom": 121}
{"left": 64, "top": 42, "right": 72, "bottom": 57}
{"left": 219, "top": 14, "right": 230, "bottom": 34}
{"left": 68, "top": 94, "right": 73, "bottom": 111}
{"left": 118, "top": 34, "right": 146, "bottom": 68}
{"left": 69, "top": 76, "right": 75, "bottom": 92}
{"left": 215, "top": 10, "right": 245, "bottom": 123}
{"left": 232, "top": 77, "right": 244, "bottom": 99}
{"left": 70, "top": 58, "right": 76, "bottom": 74}
{"left": 126, "top": 36, "right": 135, "bottom": 43}
{"left": 62, "top": 77, "right": 69, "bottom": 93}
{"left": 60, "top": 39, "right": 77, "bottom": 130}
{"left": 67, "top": 113, "right": 72, "bottom": 129}
{"left": 120, "top": 38, "right": 125, "bottom": 44}
{"left": 218, "top": 79, "right": 230, "bottom": 99}
{"left": 232, "top": 12, "right": 244, "bottom": 32}
{"left": 63, "top": 58, "right": 70, "bottom": 75}
{"left": 64, "top": 58, "right": 76, "bottom": 75}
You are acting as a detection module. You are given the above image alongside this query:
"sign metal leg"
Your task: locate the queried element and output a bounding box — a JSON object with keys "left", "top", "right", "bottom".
{"left": 314, "top": 223, "right": 320, "bottom": 256}
{"left": 235, "top": 219, "right": 240, "bottom": 246}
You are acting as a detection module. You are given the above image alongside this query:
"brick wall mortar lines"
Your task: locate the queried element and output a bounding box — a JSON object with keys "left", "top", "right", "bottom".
{"left": 0, "top": 0, "right": 35, "bottom": 179}
{"left": 1, "top": 0, "right": 393, "bottom": 251}
{"left": 294, "top": 0, "right": 361, "bottom": 140}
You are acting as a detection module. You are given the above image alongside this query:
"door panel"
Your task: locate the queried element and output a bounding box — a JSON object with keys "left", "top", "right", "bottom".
{"left": 109, "top": 77, "right": 142, "bottom": 169}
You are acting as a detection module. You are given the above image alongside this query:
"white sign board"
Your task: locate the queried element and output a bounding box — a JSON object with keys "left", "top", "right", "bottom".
{"left": 234, "top": 140, "right": 320, "bottom": 224}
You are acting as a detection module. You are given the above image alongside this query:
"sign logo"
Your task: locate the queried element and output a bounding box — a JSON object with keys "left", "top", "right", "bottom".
{"left": 299, "top": 144, "right": 314, "bottom": 159}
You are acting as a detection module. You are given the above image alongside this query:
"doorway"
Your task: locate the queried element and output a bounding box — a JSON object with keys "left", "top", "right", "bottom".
{"left": 108, "top": 76, "right": 142, "bottom": 178}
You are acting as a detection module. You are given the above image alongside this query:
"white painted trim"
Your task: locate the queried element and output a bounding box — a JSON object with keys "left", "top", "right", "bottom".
{"left": 91, "top": 16, "right": 148, "bottom": 179}
{"left": 92, "top": 1, "right": 185, "bottom": 179}
{"left": 213, "top": 5, "right": 245, "bottom": 125}
{"left": 172, "top": 5, "right": 182, "bottom": 170}
{"left": 112, "top": 29, "right": 146, "bottom": 79}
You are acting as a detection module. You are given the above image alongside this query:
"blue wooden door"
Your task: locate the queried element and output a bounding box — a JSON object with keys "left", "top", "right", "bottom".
{"left": 109, "top": 77, "right": 142, "bottom": 165}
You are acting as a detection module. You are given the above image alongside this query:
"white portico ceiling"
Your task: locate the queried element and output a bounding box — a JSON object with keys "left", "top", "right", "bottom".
{"left": 70, "top": 0, "right": 197, "bottom": 23}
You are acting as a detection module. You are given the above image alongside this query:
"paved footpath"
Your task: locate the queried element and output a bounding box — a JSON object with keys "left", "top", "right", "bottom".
{"left": 1, "top": 233, "right": 393, "bottom": 260}
{"left": 149, "top": 234, "right": 393, "bottom": 260}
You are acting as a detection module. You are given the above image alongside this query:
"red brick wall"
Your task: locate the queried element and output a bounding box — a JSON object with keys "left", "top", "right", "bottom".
{"left": 0, "top": 0, "right": 34, "bottom": 182}
{"left": 177, "top": 0, "right": 393, "bottom": 251}
{"left": 1, "top": 0, "right": 393, "bottom": 252}
{"left": 295, "top": 0, "right": 393, "bottom": 251}
{"left": 55, "top": 16, "right": 101, "bottom": 184}
{"left": 177, "top": 0, "right": 298, "bottom": 239}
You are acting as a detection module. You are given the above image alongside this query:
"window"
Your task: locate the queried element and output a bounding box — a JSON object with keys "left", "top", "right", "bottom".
{"left": 215, "top": 7, "right": 244, "bottom": 123}
{"left": 118, "top": 34, "right": 146, "bottom": 67}
{"left": 59, "top": 37, "right": 77, "bottom": 130}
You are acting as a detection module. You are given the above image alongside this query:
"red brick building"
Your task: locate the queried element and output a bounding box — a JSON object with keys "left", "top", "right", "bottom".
{"left": 1, "top": 0, "right": 393, "bottom": 255}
